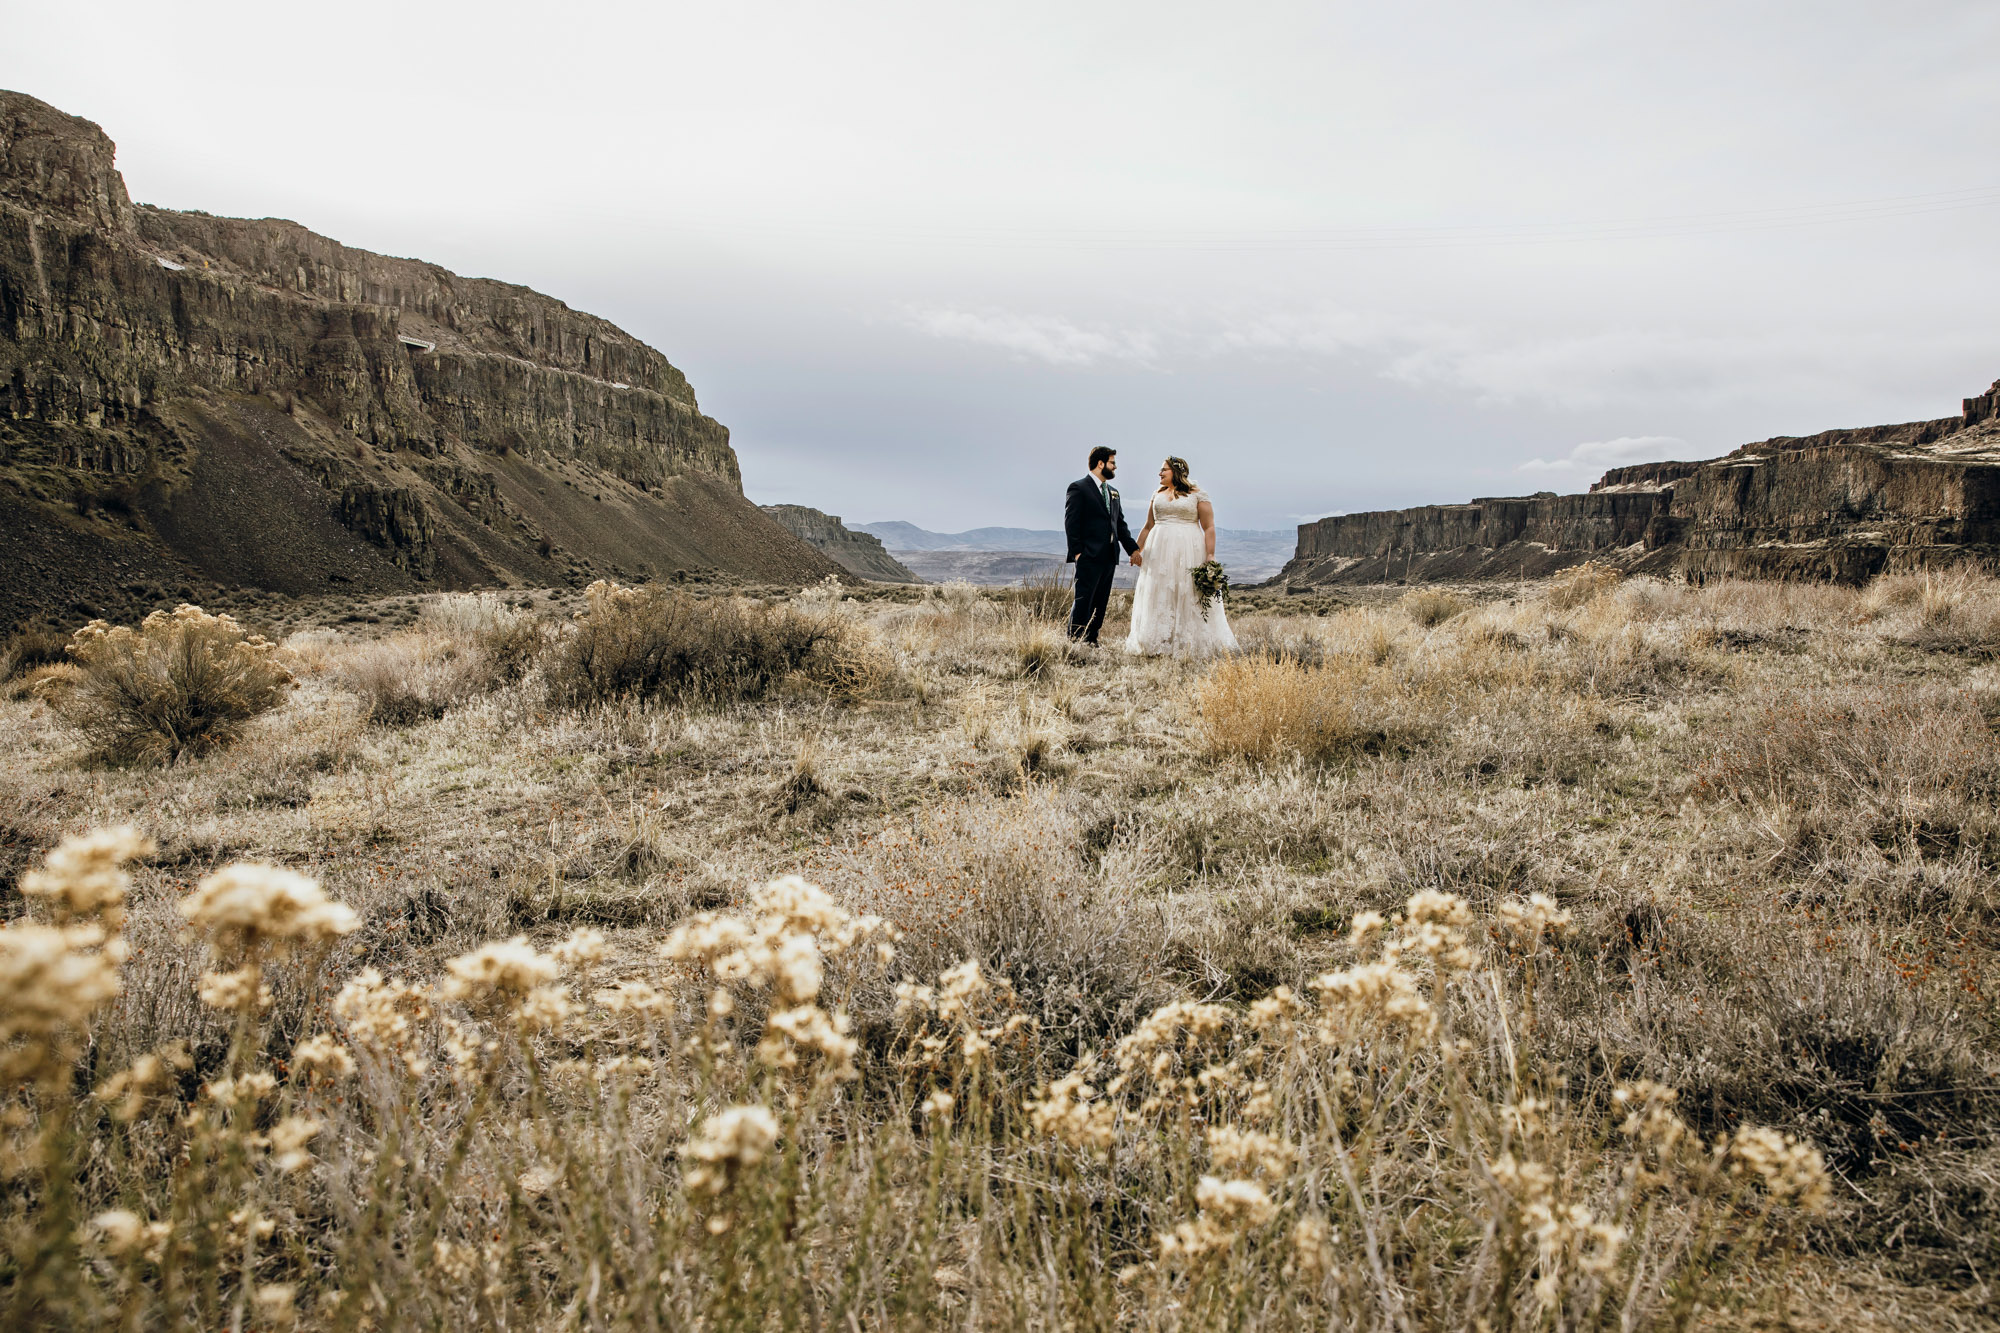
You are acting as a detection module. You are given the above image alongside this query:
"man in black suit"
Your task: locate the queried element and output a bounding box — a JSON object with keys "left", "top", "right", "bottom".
{"left": 1064, "top": 446, "right": 1141, "bottom": 644}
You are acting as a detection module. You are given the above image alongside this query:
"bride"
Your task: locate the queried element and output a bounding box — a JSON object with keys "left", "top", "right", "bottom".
{"left": 1124, "top": 456, "right": 1238, "bottom": 657}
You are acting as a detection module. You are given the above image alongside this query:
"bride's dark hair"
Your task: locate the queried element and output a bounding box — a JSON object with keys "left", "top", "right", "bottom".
{"left": 1163, "top": 456, "right": 1195, "bottom": 497}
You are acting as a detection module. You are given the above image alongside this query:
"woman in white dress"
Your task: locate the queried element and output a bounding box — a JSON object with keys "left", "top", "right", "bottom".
{"left": 1124, "top": 457, "right": 1239, "bottom": 657}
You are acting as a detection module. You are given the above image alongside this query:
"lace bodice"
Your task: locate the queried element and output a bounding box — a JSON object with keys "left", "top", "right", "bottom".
{"left": 1149, "top": 488, "right": 1204, "bottom": 525}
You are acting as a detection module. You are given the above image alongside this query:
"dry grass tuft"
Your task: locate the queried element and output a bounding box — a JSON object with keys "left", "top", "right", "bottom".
{"left": 547, "top": 580, "right": 881, "bottom": 706}
{"left": 1401, "top": 587, "right": 1470, "bottom": 627}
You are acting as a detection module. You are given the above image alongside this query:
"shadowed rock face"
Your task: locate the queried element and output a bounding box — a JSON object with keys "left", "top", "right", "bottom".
{"left": 1279, "top": 378, "right": 2000, "bottom": 587}
{"left": 760, "top": 506, "right": 922, "bottom": 583}
{"left": 0, "top": 90, "right": 839, "bottom": 627}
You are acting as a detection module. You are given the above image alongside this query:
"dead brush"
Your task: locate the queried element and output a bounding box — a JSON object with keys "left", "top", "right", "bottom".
{"left": 333, "top": 631, "right": 493, "bottom": 726}
{"left": 1400, "top": 587, "right": 1470, "bottom": 628}
{"left": 546, "top": 580, "right": 869, "bottom": 706}
{"left": 1011, "top": 618, "right": 1073, "bottom": 677}
{"left": 999, "top": 567, "right": 1072, "bottom": 622}
{"left": 40, "top": 606, "right": 292, "bottom": 764}
{"left": 1195, "top": 653, "right": 1437, "bottom": 763}
{"left": 1544, "top": 560, "right": 1624, "bottom": 611}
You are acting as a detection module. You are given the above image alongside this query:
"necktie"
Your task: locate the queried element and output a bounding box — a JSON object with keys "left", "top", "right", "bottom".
{"left": 1100, "top": 481, "right": 1111, "bottom": 511}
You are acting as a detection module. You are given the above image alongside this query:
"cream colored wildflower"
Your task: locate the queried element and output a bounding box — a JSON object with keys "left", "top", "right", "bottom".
{"left": 268, "top": 1115, "right": 322, "bottom": 1172}
{"left": 90, "top": 1209, "right": 145, "bottom": 1254}
{"left": 1401, "top": 889, "right": 1477, "bottom": 970}
{"left": 1198, "top": 1175, "right": 1278, "bottom": 1228}
{"left": 206, "top": 1064, "right": 278, "bottom": 1104}
{"left": 1498, "top": 892, "right": 1574, "bottom": 949}
{"left": 96, "top": 1053, "right": 174, "bottom": 1121}
{"left": 1113, "top": 1000, "right": 1234, "bottom": 1074}
{"left": 894, "top": 980, "right": 936, "bottom": 1018}
{"left": 441, "top": 937, "right": 559, "bottom": 1007}
{"left": 1159, "top": 1176, "right": 1277, "bottom": 1261}
{"left": 921, "top": 1089, "right": 954, "bottom": 1123}
{"left": 773, "top": 930, "right": 823, "bottom": 1004}
{"left": 682, "top": 1104, "right": 782, "bottom": 1195}
{"left": 197, "top": 965, "right": 271, "bottom": 1013}
{"left": 1247, "top": 985, "right": 1301, "bottom": 1038}
{"left": 1613, "top": 1080, "right": 1687, "bottom": 1153}
{"left": 514, "top": 984, "right": 577, "bottom": 1033}
{"left": 1727, "top": 1126, "right": 1831, "bottom": 1212}
{"left": 253, "top": 1284, "right": 298, "bottom": 1326}
{"left": 593, "top": 978, "right": 667, "bottom": 1013}
{"left": 935, "top": 958, "right": 989, "bottom": 1022}
{"left": 0, "top": 922, "right": 125, "bottom": 1064}
{"left": 1207, "top": 1125, "right": 1295, "bottom": 1178}
{"left": 1289, "top": 1215, "right": 1336, "bottom": 1282}
{"left": 179, "top": 863, "right": 358, "bottom": 954}
{"left": 292, "top": 1034, "right": 355, "bottom": 1081}
{"left": 20, "top": 826, "right": 152, "bottom": 927}
{"left": 1347, "top": 910, "right": 1387, "bottom": 950}
{"left": 1309, "top": 960, "right": 1437, "bottom": 1043}
{"left": 334, "top": 968, "right": 430, "bottom": 1053}
{"left": 550, "top": 927, "right": 606, "bottom": 971}
{"left": 756, "top": 1004, "right": 859, "bottom": 1080}
{"left": 1027, "top": 1068, "right": 1116, "bottom": 1151}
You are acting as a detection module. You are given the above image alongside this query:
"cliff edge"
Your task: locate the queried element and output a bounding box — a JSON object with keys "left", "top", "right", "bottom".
{"left": 1279, "top": 376, "right": 2000, "bottom": 586}
{"left": 0, "top": 91, "right": 840, "bottom": 627}
{"left": 760, "top": 506, "right": 921, "bottom": 583}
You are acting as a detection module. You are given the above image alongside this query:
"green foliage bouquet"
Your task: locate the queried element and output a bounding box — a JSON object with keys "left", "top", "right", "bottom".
{"left": 1190, "top": 560, "right": 1229, "bottom": 619}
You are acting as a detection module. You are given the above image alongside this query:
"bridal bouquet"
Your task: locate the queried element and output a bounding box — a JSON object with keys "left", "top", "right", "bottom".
{"left": 1190, "top": 560, "right": 1229, "bottom": 619}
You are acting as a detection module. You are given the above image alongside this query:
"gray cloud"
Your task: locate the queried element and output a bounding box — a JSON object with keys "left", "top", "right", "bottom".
{"left": 8, "top": 0, "right": 1997, "bottom": 531}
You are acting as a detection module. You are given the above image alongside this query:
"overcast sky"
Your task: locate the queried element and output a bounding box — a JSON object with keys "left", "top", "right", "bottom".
{"left": 11, "top": 2, "right": 2000, "bottom": 530}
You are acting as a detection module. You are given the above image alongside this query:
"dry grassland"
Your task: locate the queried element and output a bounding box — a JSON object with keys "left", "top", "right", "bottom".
{"left": 3, "top": 568, "right": 1999, "bottom": 1330}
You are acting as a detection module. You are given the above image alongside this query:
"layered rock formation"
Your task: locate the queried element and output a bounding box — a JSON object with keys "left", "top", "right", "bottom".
{"left": 759, "top": 506, "right": 920, "bottom": 583}
{"left": 1279, "top": 377, "right": 2000, "bottom": 587}
{"left": 0, "top": 91, "right": 840, "bottom": 628}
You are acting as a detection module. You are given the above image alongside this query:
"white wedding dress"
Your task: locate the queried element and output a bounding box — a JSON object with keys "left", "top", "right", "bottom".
{"left": 1123, "top": 488, "right": 1238, "bottom": 658}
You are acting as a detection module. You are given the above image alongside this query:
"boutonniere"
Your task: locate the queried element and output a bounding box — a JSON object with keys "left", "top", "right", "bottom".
{"left": 1108, "top": 488, "right": 1120, "bottom": 498}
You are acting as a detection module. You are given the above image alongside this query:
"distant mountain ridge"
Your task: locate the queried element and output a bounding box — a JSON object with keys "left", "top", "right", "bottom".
{"left": 855, "top": 520, "right": 1296, "bottom": 571}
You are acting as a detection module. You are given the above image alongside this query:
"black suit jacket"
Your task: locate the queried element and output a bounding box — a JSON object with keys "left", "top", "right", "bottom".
{"left": 1065, "top": 475, "right": 1138, "bottom": 563}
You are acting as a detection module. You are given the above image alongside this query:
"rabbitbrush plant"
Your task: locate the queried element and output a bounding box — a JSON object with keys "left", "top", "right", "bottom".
{"left": 43, "top": 605, "right": 291, "bottom": 763}
{"left": 1, "top": 816, "right": 1835, "bottom": 1331}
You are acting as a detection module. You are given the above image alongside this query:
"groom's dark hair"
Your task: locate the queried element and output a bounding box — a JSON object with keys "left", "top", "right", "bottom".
{"left": 1087, "top": 446, "right": 1115, "bottom": 471}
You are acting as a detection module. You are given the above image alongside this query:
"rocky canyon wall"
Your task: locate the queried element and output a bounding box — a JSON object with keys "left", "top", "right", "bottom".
{"left": 760, "top": 506, "right": 921, "bottom": 583}
{"left": 1279, "top": 378, "right": 2000, "bottom": 587}
{"left": 0, "top": 90, "right": 838, "bottom": 627}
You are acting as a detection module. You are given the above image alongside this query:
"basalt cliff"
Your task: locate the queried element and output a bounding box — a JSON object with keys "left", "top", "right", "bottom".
{"left": 760, "top": 505, "right": 920, "bottom": 583}
{"left": 0, "top": 91, "right": 840, "bottom": 629}
{"left": 1278, "top": 376, "right": 2000, "bottom": 587}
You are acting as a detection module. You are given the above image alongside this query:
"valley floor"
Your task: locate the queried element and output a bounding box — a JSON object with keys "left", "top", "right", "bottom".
{"left": 4, "top": 571, "right": 1997, "bottom": 1329}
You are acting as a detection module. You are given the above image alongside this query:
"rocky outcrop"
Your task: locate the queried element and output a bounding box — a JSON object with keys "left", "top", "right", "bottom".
{"left": 1279, "top": 377, "right": 2000, "bottom": 587}
{"left": 0, "top": 91, "right": 840, "bottom": 627}
{"left": 761, "top": 505, "right": 921, "bottom": 583}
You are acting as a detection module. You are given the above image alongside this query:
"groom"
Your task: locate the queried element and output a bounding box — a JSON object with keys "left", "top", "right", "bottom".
{"left": 1064, "top": 446, "right": 1140, "bottom": 644}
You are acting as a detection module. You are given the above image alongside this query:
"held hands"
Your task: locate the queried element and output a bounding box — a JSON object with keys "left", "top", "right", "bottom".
{"left": 1130, "top": 550, "right": 1143, "bottom": 568}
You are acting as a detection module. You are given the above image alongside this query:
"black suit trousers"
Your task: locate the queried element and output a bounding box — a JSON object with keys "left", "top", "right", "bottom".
{"left": 1068, "top": 555, "right": 1118, "bottom": 644}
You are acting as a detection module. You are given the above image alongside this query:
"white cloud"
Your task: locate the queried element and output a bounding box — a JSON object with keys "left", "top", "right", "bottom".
{"left": 899, "top": 306, "right": 1160, "bottom": 367}
{"left": 1518, "top": 435, "right": 1688, "bottom": 473}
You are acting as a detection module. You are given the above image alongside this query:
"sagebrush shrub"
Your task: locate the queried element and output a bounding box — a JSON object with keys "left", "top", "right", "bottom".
{"left": 1544, "top": 561, "right": 1623, "bottom": 611}
{"left": 1401, "top": 587, "right": 1469, "bottom": 627}
{"left": 1, "top": 625, "right": 68, "bottom": 681}
{"left": 546, "top": 581, "right": 875, "bottom": 706}
{"left": 1196, "top": 654, "right": 1436, "bottom": 763}
{"left": 44, "top": 606, "right": 291, "bottom": 763}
